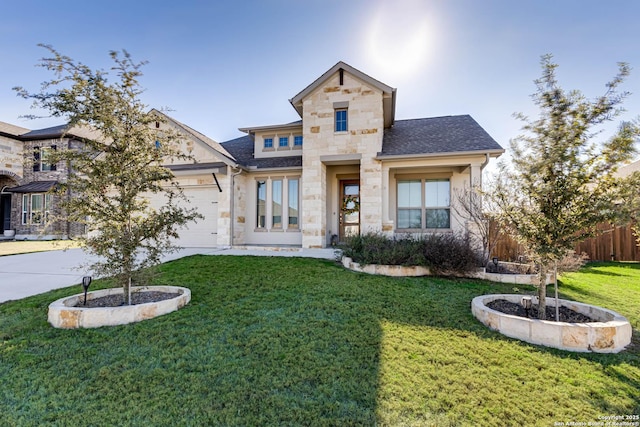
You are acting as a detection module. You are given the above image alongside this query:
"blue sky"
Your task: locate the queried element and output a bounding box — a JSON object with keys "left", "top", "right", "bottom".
{"left": 2, "top": 0, "right": 640, "bottom": 166}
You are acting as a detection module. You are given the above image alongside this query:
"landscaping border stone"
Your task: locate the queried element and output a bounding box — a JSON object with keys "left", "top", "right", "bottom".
{"left": 471, "top": 294, "right": 632, "bottom": 353}
{"left": 48, "top": 286, "right": 190, "bottom": 329}
{"left": 341, "top": 256, "right": 553, "bottom": 284}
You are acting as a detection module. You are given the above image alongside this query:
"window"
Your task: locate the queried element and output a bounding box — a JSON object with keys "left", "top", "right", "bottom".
{"left": 257, "top": 180, "right": 266, "bottom": 228}
{"left": 278, "top": 137, "right": 289, "bottom": 148}
{"left": 264, "top": 138, "right": 273, "bottom": 149}
{"left": 397, "top": 178, "right": 450, "bottom": 229}
{"left": 424, "top": 179, "right": 450, "bottom": 228}
{"left": 397, "top": 180, "right": 422, "bottom": 229}
{"left": 22, "top": 194, "right": 28, "bottom": 225}
{"left": 288, "top": 178, "right": 299, "bottom": 228}
{"left": 33, "top": 146, "right": 57, "bottom": 172}
{"left": 31, "top": 194, "right": 44, "bottom": 224}
{"left": 335, "top": 109, "right": 348, "bottom": 132}
{"left": 272, "top": 179, "right": 282, "bottom": 228}
{"left": 293, "top": 135, "right": 303, "bottom": 147}
{"left": 255, "top": 177, "right": 300, "bottom": 231}
{"left": 22, "top": 193, "right": 53, "bottom": 225}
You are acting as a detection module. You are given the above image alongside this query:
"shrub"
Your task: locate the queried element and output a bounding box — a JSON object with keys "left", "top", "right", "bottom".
{"left": 339, "top": 232, "right": 481, "bottom": 275}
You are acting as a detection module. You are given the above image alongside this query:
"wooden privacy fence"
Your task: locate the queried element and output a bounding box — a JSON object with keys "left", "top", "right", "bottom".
{"left": 489, "top": 221, "right": 640, "bottom": 262}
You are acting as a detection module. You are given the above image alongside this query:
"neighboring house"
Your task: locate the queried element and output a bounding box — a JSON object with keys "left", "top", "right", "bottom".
{"left": 1, "top": 61, "right": 504, "bottom": 248}
{"left": 0, "top": 123, "right": 89, "bottom": 239}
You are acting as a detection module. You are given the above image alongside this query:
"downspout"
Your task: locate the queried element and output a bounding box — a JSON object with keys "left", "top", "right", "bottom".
{"left": 480, "top": 153, "right": 490, "bottom": 170}
{"left": 229, "top": 166, "right": 243, "bottom": 247}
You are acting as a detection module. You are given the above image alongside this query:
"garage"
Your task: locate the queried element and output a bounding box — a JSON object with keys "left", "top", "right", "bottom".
{"left": 146, "top": 184, "right": 219, "bottom": 248}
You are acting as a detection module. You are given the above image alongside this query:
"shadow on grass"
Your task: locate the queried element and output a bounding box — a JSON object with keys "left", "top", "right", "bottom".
{"left": 1, "top": 256, "right": 638, "bottom": 425}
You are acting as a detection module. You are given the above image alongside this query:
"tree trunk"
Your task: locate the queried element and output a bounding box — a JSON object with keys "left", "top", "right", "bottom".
{"left": 537, "top": 264, "right": 547, "bottom": 320}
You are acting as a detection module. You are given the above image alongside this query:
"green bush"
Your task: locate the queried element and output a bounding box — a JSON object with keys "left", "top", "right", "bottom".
{"left": 339, "top": 232, "right": 481, "bottom": 275}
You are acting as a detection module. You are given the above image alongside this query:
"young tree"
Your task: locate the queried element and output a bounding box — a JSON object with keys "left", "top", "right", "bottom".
{"left": 450, "top": 180, "right": 503, "bottom": 267}
{"left": 493, "top": 55, "right": 640, "bottom": 319}
{"left": 14, "top": 45, "right": 201, "bottom": 305}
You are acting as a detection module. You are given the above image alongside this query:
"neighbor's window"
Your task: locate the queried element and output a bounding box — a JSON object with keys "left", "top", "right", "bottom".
{"left": 31, "top": 194, "right": 44, "bottom": 224}
{"left": 397, "top": 178, "right": 450, "bottom": 229}
{"left": 22, "top": 193, "right": 53, "bottom": 225}
{"left": 264, "top": 137, "right": 273, "bottom": 149}
{"left": 256, "top": 180, "right": 267, "bottom": 228}
{"left": 335, "top": 109, "right": 348, "bottom": 132}
{"left": 33, "top": 146, "right": 57, "bottom": 172}
{"left": 272, "top": 179, "right": 283, "bottom": 228}
{"left": 22, "top": 194, "right": 28, "bottom": 224}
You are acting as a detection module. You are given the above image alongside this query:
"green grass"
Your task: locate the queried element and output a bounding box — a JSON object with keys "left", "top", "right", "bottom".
{"left": 1, "top": 257, "right": 638, "bottom": 426}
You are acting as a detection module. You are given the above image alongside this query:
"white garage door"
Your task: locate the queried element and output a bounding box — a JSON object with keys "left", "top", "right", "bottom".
{"left": 147, "top": 186, "right": 218, "bottom": 247}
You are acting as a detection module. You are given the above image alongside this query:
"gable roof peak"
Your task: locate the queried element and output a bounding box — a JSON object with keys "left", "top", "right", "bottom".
{"left": 289, "top": 61, "right": 397, "bottom": 127}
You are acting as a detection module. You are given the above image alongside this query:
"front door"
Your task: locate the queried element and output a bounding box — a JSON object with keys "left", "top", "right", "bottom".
{"left": 0, "top": 194, "right": 11, "bottom": 232}
{"left": 339, "top": 180, "right": 360, "bottom": 241}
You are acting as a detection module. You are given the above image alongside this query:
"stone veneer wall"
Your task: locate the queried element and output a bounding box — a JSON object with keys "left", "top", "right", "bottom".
{"left": 12, "top": 138, "right": 85, "bottom": 239}
{"left": 301, "top": 71, "right": 385, "bottom": 248}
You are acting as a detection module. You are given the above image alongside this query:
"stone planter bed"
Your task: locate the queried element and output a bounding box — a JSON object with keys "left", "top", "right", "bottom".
{"left": 471, "top": 294, "right": 632, "bottom": 353}
{"left": 341, "top": 257, "right": 553, "bottom": 284}
{"left": 48, "top": 286, "right": 191, "bottom": 329}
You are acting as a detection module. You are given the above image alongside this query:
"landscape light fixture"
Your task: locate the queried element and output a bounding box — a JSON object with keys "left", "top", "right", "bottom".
{"left": 82, "top": 276, "right": 92, "bottom": 306}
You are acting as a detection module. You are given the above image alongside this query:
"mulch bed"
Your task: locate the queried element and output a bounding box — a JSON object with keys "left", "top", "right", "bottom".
{"left": 76, "top": 291, "right": 181, "bottom": 308}
{"left": 486, "top": 299, "right": 594, "bottom": 323}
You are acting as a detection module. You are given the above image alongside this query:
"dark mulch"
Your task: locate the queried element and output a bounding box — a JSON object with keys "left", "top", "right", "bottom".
{"left": 486, "top": 299, "right": 594, "bottom": 323}
{"left": 77, "top": 291, "right": 181, "bottom": 308}
{"left": 485, "top": 263, "right": 537, "bottom": 275}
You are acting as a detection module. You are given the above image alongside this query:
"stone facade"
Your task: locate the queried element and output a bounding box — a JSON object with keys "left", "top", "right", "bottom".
{"left": 300, "top": 73, "right": 385, "bottom": 247}
{"left": 1, "top": 61, "right": 503, "bottom": 248}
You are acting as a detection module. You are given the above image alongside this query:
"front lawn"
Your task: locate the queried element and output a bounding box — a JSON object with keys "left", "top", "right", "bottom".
{"left": 0, "top": 257, "right": 638, "bottom": 426}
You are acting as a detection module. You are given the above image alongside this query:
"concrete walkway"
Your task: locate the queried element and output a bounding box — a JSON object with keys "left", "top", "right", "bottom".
{"left": 0, "top": 246, "right": 336, "bottom": 304}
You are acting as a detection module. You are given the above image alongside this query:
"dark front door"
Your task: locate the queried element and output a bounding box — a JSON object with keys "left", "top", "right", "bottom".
{"left": 1, "top": 194, "right": 11, "bottom": 232}
{"left": 339, "top": 180, "right": 360, "bottom": 241}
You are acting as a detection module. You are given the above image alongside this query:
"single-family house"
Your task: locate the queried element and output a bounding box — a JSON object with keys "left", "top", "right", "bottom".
{"left": 1, "top": 61, "right": 504, "bottom": 248}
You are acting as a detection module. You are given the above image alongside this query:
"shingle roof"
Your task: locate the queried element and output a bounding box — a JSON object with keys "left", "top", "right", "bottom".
{"left": 380, "top": 115, "right": 503, "bottom": 157}
{"left": 19, "top": 125, "right": 69, "bottom": 140}
{"left": 222, "top": 115, "right": 502, "bottom": 169}
{"left": 221, "top": 135, "right": 302, "bottom": 169}
{"left": 6, "top": 180, "right": 58, "bottom": 193}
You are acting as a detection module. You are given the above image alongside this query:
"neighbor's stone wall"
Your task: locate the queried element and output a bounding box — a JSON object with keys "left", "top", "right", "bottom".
{"left": 301, "top": 71, "right": 385, "bottom": 247}
{"left": 0, "top": 134, "right": 24, "bottom": 178}
{"left": 12, "top": 138, "right": 85, "bottom": 239}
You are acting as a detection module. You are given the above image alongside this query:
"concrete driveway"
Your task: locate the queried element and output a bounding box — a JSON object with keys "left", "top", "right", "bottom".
{"left": 0, "top": 246, "right": 336, "bottom": 303}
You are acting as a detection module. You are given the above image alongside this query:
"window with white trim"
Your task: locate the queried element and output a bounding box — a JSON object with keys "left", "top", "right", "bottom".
{"left": 335, "top": 109, "right": 348, "bottom": 132}
{"left": 263, "top": 137, "right": 274, "bottom": 149}
{"left": 272, "top": 179, "right": 283, "bottom": 228}
{"left": 293, "top": 135, "right": 303, "bottom": 147}
{"left": 22, "top": 193, "right": 53, "bottom": 225}
{"left": 255, "top": 177, "right": 300, "bottom": 231}
{"left": 397, "top": 178, "right": 450, "bottom": 229}
{"left": 278, "top": 137, "right": 289, "bottom": 148}
{"left": 288, "top": 178, "right": 299, "bottom": 228}
{"left": 256, "top": 180, "right": 267, "bottom": 228}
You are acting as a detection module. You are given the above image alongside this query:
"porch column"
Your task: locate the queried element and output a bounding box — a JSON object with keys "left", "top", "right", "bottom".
{"left": 359, "top": 157, "right": 383, "bottom": 235}
{"left": 301, "top": 160, "right": 327, "bottom": 248}
{"left": 380, "top": 164, "right": 393, "bottom": 236}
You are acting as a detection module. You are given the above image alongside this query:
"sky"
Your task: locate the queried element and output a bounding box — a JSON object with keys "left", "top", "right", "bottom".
{"left": 2, "top": 0, "right": 640, "bottom": 170}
